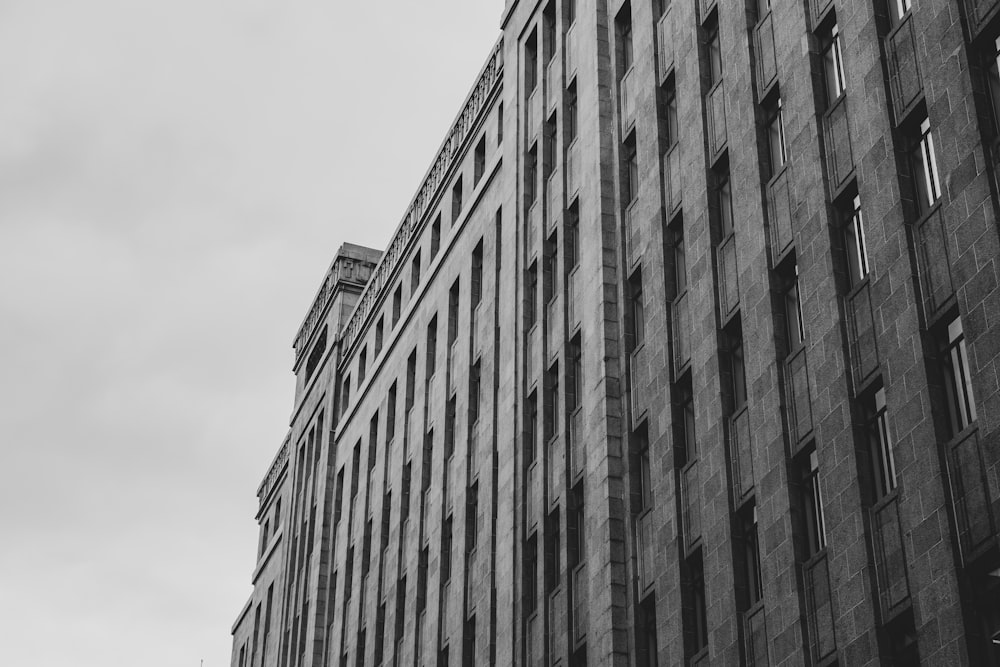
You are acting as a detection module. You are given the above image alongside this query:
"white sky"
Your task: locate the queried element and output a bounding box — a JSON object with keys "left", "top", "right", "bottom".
{"left": 0, "top": 2, "right": 501, "bottom": 665}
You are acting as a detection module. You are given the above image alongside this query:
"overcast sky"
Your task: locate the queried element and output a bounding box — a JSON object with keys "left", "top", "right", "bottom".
{"left": 0, "top": 2, "right": 501, "bottom": 665}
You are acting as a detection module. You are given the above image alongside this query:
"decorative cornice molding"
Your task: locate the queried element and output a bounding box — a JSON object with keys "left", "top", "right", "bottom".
{"left": 339, "top": 38, "right": 504, "bottom": 358}
{"left": 257, "top": 435, "right": 289, "bottom": 507}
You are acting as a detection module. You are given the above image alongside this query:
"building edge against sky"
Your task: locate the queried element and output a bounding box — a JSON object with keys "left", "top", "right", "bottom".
{"left": 232, "top": 0, "right": 1000, "bottom": 665}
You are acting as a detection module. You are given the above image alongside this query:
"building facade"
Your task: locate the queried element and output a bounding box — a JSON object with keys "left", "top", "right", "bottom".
{"left": 232, "top": 0, "right": 1000, "bottom": 665}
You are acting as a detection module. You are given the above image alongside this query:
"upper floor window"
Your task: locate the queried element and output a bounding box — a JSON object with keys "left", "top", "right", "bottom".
{"left": 910, "top": 117, "right": 942, "bottom": 215}
{"left": 669, "top": 220, "right": 687, "bottom": 294}
{"left": 374, "top": 316, "right": 384, "bottom": 356}
{"left": 431, "top": 215, "right": 442, "bottom": 258}
{"left": 358, "top": 346, "right": 367, "bottom": 384}
{"left": 726, "top": 325, "right": 747, "bottom": 412}
{"left": 821, "top": 22, "right": 846, "bottom": 106}
{"left": 663, "top": 77, "right": 678, "bottom": 148}
{"left": 411, "top": 251, "right": 422, "bottom": 294}
{"left": 624, "top": 138, "right": 639, "bottom": 205}
{"left": 782, "top": 263, "right": 805, "bottom": 352}
{"left": 940, "top": 316, "right": 977, "bottom": 436}
{"left": 888, "top": 0, "right": 912, "bottom": 26}
{"left": 527, "top": 145, "right": 539, "bottom": 203}
{"left": 619, "top": 12, "right": 634, "bottom": 74}
{"left": 566, "top": 83, "right": 579, "bottom": 143}
{"left": 630, "top": 269, "right": 645, "bottom": 349}
{"left": 867, "top": 387, "right": 897, "bottom": 501}
{"left": 392, "top": 284, "right": 402, "bottom": 326}
{"left": 765, "top": 97, "right": 787, "bottom": 177}
{"left": 717, "top": 170, "right": 734, "bottom": 238}
{"left": 452, "top": 176, "right": 463, "bottom": 223}
{"left": 526, "top": 31, "right": 539, "bottom": 92}
{"left": 844, "top": 196, "right": 870, "bottom": 288}
{"left": 986, "top": 37, "right": 1000, "bottom": 137}
{"left": 474, "top": 136, "right": 487, "bottom": 185}
{"left": 802, "top": 449, "right": 827, "bottom": 556}
{"left": 706, "top": 25, "right": 722, "bottom": 88}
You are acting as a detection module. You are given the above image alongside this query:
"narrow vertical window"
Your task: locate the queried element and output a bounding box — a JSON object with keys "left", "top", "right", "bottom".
{"left": 474, "top": 135, "right": 487, "bottom": 185}
{"left": 498, "top": 101, "right": 504, "bottom": 145}
{"left": 741, "top": 505, "right": 763, "bottom": 608}
{"left": 624, "top": 137, "right": 639, "bottom": 205}
{"left": 844, "top": 196, "right": 870, "bottom": 288}
{"left": 802, "top": 449, "right": 827, "bottom": 555}
{"left": 706, "top": 25, "right": 722, "bottom": 88}
{"left": 545, "top": 113, "right": 558, "bottom": 177}
{"left": 782, "top": 263, "right": 805, "bottom": 351}
{"left": 765, "top": 97, "right": 787, "bottom": 177}
{"left": 342, "top": 374, "right": 351, "bottom": 414}
{"left": 670, "top": 220, "right": 686, "bottom": 294}
{"left": 442, "top": 516, "right": 453, "bottom": 581}
{"left": 471, "top": 240, "right": 484, "bottom": 306}
{"left": 374, "top": 316, "right": 384, "bottom": 356}
{"left": 566, "top": 208, "right": 580, "bottom": 270}
{"left": 469, "top": 361, "right": 481, "bottom": 426}
{"left": 426, "top": 316, "right": 438, "bottom": 377}
{"left": 717, "top": 170, "right": 734, "bottom": 238}
{"left": 526, "top": 262, "right": 539, "bottom": 327}
{"left": 431, "top": 215, "right": 442, "bottom": 257}
{"left": 567, "top": 84, "right": 579, "bottom": 143}
{"left": 568, "top": 336, "right": 583, "bottom": 412}
{"left": 940, "top": 316, "right": 977, "bottom": 436}
{"left": 524, "top": 534, "right": 538, "bottom": 613}
{"left": 358, "top": 346, "right": 367, "bottom": 384}
{"left": 867, "top": 387, "right": 897, "bottom": 500}
{"left": 619, "top": 12, "right": 634, "bottom": 74}
{"left": 911, "top": 117, "right": 942, "bottom": 215}
{"left": 635, "top": 426, "right": 652, "bottom": 512}
{"left": 448, "top": 279, "right": 460, "bottom": 344}
{"left": 452, "top": 176, "right": 464, "bottom": 223}
{"left": 663, "top": 76, "right": 678, "bottom": 147}
{"left": 821, "top": 22, "right": 846, "bottom": 106}
{"left": 392, "top": 284, "right": 402, "bottom": 326}
{"left": 527, "top": 144, "right": 539, "bottom": 203}
{"left": 526, "top": 31, "right": 539, "bottom": 91}
{"left": 411, "top": 250, "right": 422, "bottom": 293}
{"left": 527, "top": 391, "right": 539, "bottom": 462}
{"left": 727, "top": 325, "right": 747, "bottom": 412}
{"left": 630, "top": 269, "right": 645, "bottom": 348}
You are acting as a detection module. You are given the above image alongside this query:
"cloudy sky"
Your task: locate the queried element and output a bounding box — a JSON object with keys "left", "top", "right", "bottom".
{"left": 0, "top": 2, "right": 500, "bottom": 665}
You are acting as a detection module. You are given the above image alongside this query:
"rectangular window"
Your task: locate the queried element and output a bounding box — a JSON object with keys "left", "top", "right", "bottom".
{"left": 619, "top": 11, "right": 634, "bottom": 74}
{"left": 442, "top": 516, "right": 453, "bottom": 581}
{"left": 630, "top": 269, "right": 645, "bottom": 348}
{"left": 498, "top": 101, "right": 504, "bottom": 145}
{"left": 426, "top": 316, "right": 438, "bottom": 377}
{"left": 717, "top": 170, "right": 733, "bottom": 238}
{"left": 406, "top": 350, "right": 417, "bottom": 411}
{"left": 431, "top": 215, "right": 442, "bottom": 257}
{"left": 669, "top": 219, "right": 686, "bottom": 293}
{"left": 469, "top": 361, "right": 481, "bottom": 425}
{"left": 821, "top": 22, "right": 846, "bottom": 106}
{"left": 445, "top": 396, "right": 457, "bottom": 458}
{"left": 467, "top": 482, "right": 479, "bottom": 552}
{"left": 342, "top": 374, "right": 351, "bottom": 415}
{"left": 691, "top": 554, "right": 709, "bottom": 653}
{"left": 726, "top": 325, "right": 747, "bottom": 412}
{"left": 566, "top": 83, "right": 578, "bottom": 143}
{"left": 527, "top": 144, "right": 538, "bottom": 204}
{"left": 741, "top": 505, "right": 763, "bottom": 607}
{"left": 448, "top": 279, "right": 461, "bottom": 344}
{"left": 411, "top": 250, "right": 422, "bottom": 293}
{"left": 888, "top": 0, "right": 912, "bottom": 26}
{"left": 624, "top": 137, "right": 639, "bottom": 204}
{"left": 524, "top": 534, "right": 538, "bottom": 613}
{"left": 526, "top": 31, "right": 539, "bottom": 91}
{"left": 544, "top": 233, "right": 558, "bottom": 304}
{"left": 392, "top": 284, "right": 402, "bottom": 326}
{"left": 782, "top": 262, "right": 805, "bottom": 353}
{"left": 638, "top": 597, "right": 659, "bottom": 667}
{"left": 545, "top": 113, "right": 558, "bottom": 177}
{"left": 707, "top": 25, "right": 722, "bottom": 87}
{"left": 546, "top": 510, "right": 561, "bottom": 593}
{"left": 374, "top": 316, "right": 384, "bottom": 356}
{"left": 844, "top": 195, "right": 870, "bottom": 288}
{"left": 566, "top": 0, "right": 576, "bottom": 25}
{"left": 766, "top": 97, "right": 787, "bottom": 177}
{"left": 545, "top": 362, "right": 559, "bottom": 442}
{"left": 544, "top": 1, "right": 557, "bottom": 62}
{"left": 867, "top": 387, "right": 897, "bottom": 500}
{"left": 527, "top": 391, "right": 539, "bottom": 462}
{"left": 566, "top": 207, "right": 580, "bottom": 269}
{"left": 568, "top": 335, "right": 583, "bottom": 412}
{"left": 570, "top": 482, "right": 585, "bottom": 566}
{"left": 387, "top": 382, "right": 397, "bottom": 445}
{"left": 676, "top": 382, "right": 696, "bottom": 465}
{"left": 940, "top": 316, "right": 977, "bottom": 436}
{"left": 526, "top": 262, "right": 539, "bottom": 327}
{"left": 663, "top": 76, "right": 678, "bottom": 147}
{"left": 911, "top": 116, "right": 942, "bottom": 215}
{"left": 358, "top": 346, "right": 367, "bottom": 384}
{"left": 474, "top": 136, "right": 487, "bottom": 185}
{"left": 802, "top": 449, "right": 827, "bottom": 556}
{"left": 452, "top": 176, "right": 464, "bottom": 223}
{"left": 472, "top": 240, "right": 484, "bottom": 307}
{"left": 635, "top": 425, "right": 652, "bottom": 512}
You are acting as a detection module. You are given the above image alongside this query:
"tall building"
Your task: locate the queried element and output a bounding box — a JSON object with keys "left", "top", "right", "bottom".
{"left": 231, "top": 0, "right": 1000, "bottom": 664}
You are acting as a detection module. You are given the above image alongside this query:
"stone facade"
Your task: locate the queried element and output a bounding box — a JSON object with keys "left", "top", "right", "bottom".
{"left": 232, "top": 0, "right": 1000, "bottom": 665}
